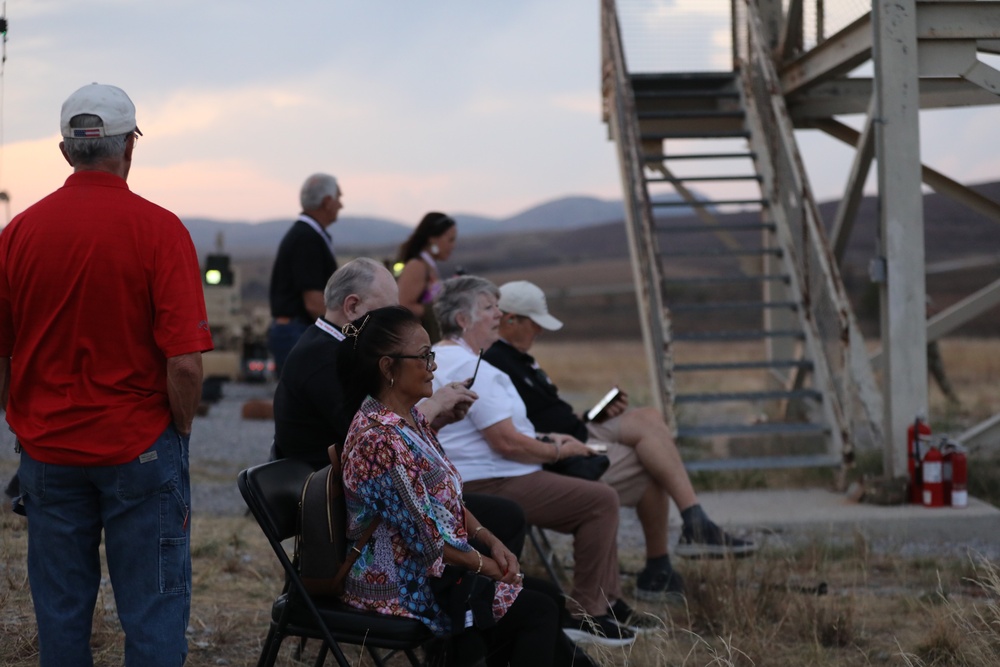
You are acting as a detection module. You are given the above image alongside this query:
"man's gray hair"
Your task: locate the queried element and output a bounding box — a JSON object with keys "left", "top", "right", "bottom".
{"left": 434, "top": 275, "right": 500, "bottom": 339}
{"left": 300, "top": 173, "right": 340, "bottom": 211}
{"left": 62, "top": 114, "right": 130, "bottom": 166}
{"left": 324, "top": 257, "right": 383, "bottom": 311}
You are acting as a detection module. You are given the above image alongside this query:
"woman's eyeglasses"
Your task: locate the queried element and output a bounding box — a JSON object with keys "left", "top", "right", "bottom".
{"left": 387, "top": 350, "right": 436, "bottom": 370}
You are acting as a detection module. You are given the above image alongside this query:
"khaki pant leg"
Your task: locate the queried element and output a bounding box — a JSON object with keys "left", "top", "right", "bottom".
{"left": 465, "top": 470, "right": 622, "bottom": 617}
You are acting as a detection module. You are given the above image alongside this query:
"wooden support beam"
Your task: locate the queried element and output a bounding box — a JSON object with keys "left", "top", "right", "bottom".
{"left": 926, "top": 278, "right": 1000, "bottom": 342}
{"left": 873, "top": 0, "right": 928, "bottom": 479}
{"left": 779, "top": 0, "right": 805, "bottom": 62}
{"left": 869, "top": 277, "right": 1000, "bottom": 366}
{"left": 789, "top": 78, "right": 1000, "bottom": 120}
{"left": 828, "top": 98, "right": 876, "bottom": 265}
{"left": 780, "top": 14, "right": 872, "bottom": 95}
{"left": 814, "top": 119, "right": 1000, "bottom": 226}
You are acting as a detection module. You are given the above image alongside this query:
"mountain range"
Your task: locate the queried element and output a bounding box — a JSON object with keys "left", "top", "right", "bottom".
{"left": 185, "top": 194, "right": 684, "bottom": 258}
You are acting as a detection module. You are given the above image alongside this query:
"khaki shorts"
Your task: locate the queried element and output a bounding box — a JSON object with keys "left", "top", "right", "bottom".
{"left": 588, "top": 415, "right": 650, "bottom": 507}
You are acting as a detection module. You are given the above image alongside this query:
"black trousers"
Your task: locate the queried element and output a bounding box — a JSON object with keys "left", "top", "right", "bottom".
{"left": 429, "top": 587, "right": 558, "bottom": 667}
{"left": 464, "top": 493, "right": 526, "bottom": 558}
{"left": 461, "top": 494, "right": 594, "bottom": 667}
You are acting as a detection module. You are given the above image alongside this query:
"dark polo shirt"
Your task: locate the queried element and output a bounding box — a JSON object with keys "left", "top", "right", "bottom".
{"left": 483, "top": 339, "right": 589, "bottom": 442}
{"left": 272, "top": 320, "right": 352, "bottom": 468}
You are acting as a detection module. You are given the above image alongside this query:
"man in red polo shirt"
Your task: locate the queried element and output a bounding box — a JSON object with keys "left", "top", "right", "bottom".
{"left": 0, "top": 83, "right": 213, "bottom": 667}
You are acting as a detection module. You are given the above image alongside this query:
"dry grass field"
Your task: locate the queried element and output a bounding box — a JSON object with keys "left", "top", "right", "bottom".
{"left": 2, "top": 338, "right": 1000, "bottom": 666}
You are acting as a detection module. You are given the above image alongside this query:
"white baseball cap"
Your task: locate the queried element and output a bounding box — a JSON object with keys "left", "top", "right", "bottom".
{"left": 498, "top": 281, "right": 563, "bottom": 331}
{"left": 60, "top": 83, "right": 142, "bottom": 139}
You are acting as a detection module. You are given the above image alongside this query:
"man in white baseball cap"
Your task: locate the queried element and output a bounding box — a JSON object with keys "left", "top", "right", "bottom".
{"left": 1, "top": 83, "right": 212, "bottom": 666}
{"left": 485, "top": 280, "right": 757, "bottom": 604}
{"left": 60, "top": 82, "right": 143, "bottom": 139}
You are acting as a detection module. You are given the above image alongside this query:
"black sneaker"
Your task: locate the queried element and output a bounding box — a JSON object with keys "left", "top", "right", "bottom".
{"left": 608, "top": 598, "right": 662, "bottom": 633}
{"left": 675, "top": 521, "right": 758, "bottom": 559}
{"left": 562, "top": 613, "right": 636, "bottom": 647}
{"left": 635, "top": 565, "right": 685, "bottom": 603}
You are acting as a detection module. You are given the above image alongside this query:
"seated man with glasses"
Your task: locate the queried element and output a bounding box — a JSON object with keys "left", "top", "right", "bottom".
{"left": 484, "top": 281, "right": 758, "bottom": 602}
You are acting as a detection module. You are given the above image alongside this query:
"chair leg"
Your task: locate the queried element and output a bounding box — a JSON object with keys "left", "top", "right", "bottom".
{"left": 527, "top": 525, "right": 569, "bottom": 594}
{"left": 366, "top": 646, "right": 388, "bottom": 667}
{"left": 404, "top": 647, "right": 426, "bottom": 667}
{"left": 313, "top": 642, "right": 328, "bottom": 667}
{"left": 258, "top": 629, "right": 284, "bottom": 667}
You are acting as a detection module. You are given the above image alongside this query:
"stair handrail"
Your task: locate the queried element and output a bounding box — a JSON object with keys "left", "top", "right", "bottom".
{"left": 735, "top": 0, "right": 884, "bottom": 458}
{"left": 600, "top": 0, "right": 676, "bottom": 424}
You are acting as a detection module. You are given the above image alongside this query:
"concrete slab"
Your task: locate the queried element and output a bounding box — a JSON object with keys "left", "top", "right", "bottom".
{"left": 686, "top": 488, "right": 1000, "bottom": 559}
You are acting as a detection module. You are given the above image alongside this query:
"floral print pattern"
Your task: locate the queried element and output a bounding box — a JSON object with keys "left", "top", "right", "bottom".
{"left": 340, "top": 395, "right": 521, "bottom": 636}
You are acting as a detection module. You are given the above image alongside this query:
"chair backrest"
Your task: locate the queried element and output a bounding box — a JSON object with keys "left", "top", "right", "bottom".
{"left": 239, "top": 458, "right": 316, "bottom": 550}
{"left": 238, "top": 459, "right": 431, "bottom": 667}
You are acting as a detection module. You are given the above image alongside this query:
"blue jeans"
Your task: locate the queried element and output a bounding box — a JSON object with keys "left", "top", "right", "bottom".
{"left": 18, "top": 425, "right": 191, "bottom": 667}
{"left": 267, "top": 319, "right": 309, "bottom": 379}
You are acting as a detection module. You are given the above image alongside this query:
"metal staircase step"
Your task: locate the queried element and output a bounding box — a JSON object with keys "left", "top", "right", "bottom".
{"left": 677, "top": 421, "right": 828, "bottom": 438}
{"left": 630, "top": 71, "right": 738, "bottom": 88}
{"left": 674, "top": 359, "right": 814, "bottom": 372}
{"left": 683, "top": 454, "right": 841, "bottom": 472}
{"left": 633, "top": 88, "right": 740, "bottom": 99}
{"left": 644, "top": 152, "right": 757, "bottom": 161}
{"left": 669, "top": 300, "right": 798, "bottom": 313}
{"left": 646, "top": 174, "right": 762, "bottom": 183}
{"left": 652, "top": 198, "right": 767, "bottom": 207}
{"left": 674, "top": 329, "right": 805, "bottom": 342}
{"left": 656, "top": 222, "right": 775, "bottom": 233}
{"left": 637, "top": 109, "right": 745, "bottom": 120}
{"left": 675, "top": 389, "right": 822, "bottom": 404}
{"left": 659, "top": 247, "right": 782, "bottom": 258}
{"left": 664, "top": 274, "right": 790, "bottom": 286}
{"left": 641, "top": 129, "right": 750, "bottom": 140}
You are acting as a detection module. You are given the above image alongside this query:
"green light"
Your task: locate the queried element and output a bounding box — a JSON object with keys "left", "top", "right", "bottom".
{"left": 205, "top": 269, "right": 222, "bottom": 285}
{"left": 392, "top": 262, "right": 405, "bottom": 277}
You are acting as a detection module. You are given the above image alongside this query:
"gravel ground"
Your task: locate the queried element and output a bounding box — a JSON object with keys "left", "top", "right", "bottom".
{"left": 0, "top": 381, "right": 653, "bottom": 559}
{"left": 3, "top": 381, "right": 994, "bottom": 564}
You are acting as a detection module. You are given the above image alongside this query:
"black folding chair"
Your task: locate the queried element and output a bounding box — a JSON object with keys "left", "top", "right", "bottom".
{"left": 526, "top": 525, "right": 571, "bottom": 594}
{"left": 238, "top": 459, "right": 433, "bottom": 667}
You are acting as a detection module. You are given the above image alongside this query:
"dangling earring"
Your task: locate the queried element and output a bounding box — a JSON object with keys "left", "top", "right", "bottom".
{"left": 390, "top": 376, "right": 395, "bottom": 388}
{"left": 430, "top": 243, "right": 440, "bottom": 257}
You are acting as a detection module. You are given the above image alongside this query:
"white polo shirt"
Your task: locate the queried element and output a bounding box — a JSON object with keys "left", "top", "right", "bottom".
{"left": 432, "top": 343, "right": 541, "bottom": 483}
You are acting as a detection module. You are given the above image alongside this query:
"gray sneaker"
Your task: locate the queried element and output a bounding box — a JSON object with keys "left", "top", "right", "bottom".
{"left": 609, "top": 599, "right": 662, "bottom": 633}
{"left": 635, "top": 566, "right": 685, "bottom": 603}
{"left": 675, "top": 521, "right": 758, "bottom": 559}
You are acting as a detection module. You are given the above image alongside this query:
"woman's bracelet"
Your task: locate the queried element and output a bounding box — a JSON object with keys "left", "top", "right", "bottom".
{"left": 536, "top": 434, "right": 561, "bottom": 462}
{"left": 472, "top": 525, "right": 485, "bottom": 540}
{"left": 474, "top": 550, "right": 483, "bottom": 575}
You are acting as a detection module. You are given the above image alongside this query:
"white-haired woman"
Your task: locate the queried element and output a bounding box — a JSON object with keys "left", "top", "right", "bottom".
{"left": 430, "top": 276, "right": 639, "bottom": 647}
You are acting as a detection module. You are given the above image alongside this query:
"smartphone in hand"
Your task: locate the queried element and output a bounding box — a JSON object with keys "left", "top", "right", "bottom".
{"left": 586, "top": 387, "right": 622, "bottom": 422}
{"left": 464, "top": 349, "right": 484, "bottom": 389}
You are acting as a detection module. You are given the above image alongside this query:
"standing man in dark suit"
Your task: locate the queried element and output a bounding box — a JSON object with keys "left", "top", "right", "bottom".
{"left": 268, "top": 172, "right": 341, "bottom": 376}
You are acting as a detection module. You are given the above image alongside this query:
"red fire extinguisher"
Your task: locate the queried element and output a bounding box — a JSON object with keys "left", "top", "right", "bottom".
{"left": 908, "top": 415, "right": 931, "bottom": 504}
{"left": 943, "top": 440, "right": 968, "bottom": 509}
{"left": 922, "top": 441, "right": 945, "bottom": 508}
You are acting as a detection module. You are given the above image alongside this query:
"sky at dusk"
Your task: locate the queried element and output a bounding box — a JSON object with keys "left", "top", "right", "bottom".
{"left": 1, "top": 1, "right": 998, "bottom": 226}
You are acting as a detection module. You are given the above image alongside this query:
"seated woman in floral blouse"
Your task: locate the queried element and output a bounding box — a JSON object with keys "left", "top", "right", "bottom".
{"left": 336, "top": 305, "right": 557, "bottom": 666}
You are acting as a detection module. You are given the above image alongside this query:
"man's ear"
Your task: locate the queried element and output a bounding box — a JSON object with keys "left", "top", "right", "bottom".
{"left": 343, "top": 294, "right": 362, "bottom": 320}
{"left": 123, "top": 134, "right": 136, "bottom": 162}
{"left": 59, "top": 142, "right": 74, "bottom": 167}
